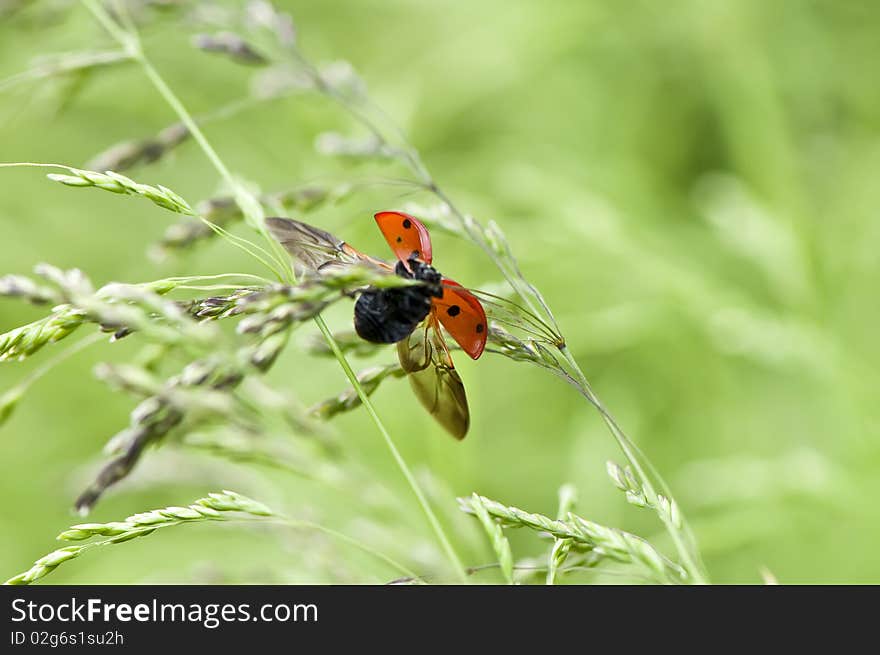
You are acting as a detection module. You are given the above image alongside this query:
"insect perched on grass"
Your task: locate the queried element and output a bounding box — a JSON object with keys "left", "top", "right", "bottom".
{"left": 268, "top": 211, "right": 487, "bottom": 439}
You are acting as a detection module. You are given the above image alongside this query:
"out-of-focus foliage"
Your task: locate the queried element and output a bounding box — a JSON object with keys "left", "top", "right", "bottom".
{"left": 1, "top": 0, "right": 879, "bottom": 583}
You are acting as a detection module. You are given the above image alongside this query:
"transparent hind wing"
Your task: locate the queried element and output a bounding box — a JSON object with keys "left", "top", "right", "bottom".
{"left": 267, "top": 217, "right": 349, "bottom": 271}
{"left": 396, "top": 314, "right": 470, "bottom": 440}
{"left": 266, "top": 217, "right": 391, "bottom": 273}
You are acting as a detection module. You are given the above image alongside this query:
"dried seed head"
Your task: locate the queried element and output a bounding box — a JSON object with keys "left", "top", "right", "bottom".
{"left": 86, "top": 123, "right": 189, "bottom": 173}
{"left": 317, "top": 60, "right": 366, "bottom": 98}
{"left": 310, "top": 364, "right": 405, "bottom": 420}
{"left": 0, "top": 274, "right": 58, "bottom": 304}
{"left": 250, "top": 66, "right": 312, "bottom": 98}
{"left": 246, "top": 0, "right": 296, "bottom": 46}
{"left": 192, "top": 32, "right": 267, "bottom": 65}
{"left": 315, "top": 132, "right": 394, "bottom": 159}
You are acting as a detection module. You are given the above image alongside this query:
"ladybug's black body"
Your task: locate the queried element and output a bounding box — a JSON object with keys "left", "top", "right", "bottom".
{"left": 354, "top": 258, "right": 442, "bottom": 344}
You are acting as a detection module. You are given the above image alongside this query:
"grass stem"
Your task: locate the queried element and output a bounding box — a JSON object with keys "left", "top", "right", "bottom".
{"left": 314, "top": 316, "right": 467, "bottom": 582}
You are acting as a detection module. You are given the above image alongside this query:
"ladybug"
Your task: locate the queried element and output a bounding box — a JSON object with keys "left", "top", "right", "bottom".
{"left": 268, "top": 211, "right": 486, "bottom": 438}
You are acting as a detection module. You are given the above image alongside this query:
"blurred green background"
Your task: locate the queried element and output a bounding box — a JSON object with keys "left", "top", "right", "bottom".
{"left": 1, "top": 0, "right": 879, "bottom": 584}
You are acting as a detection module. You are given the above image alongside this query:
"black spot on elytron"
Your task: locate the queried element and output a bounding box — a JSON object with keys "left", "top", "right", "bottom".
{"left": 475, "top": 323, "right": 484, "bottom": 333}
{"left": 402, "top": 218, "right": 412, "bottom": 229}
{"left": 447, "top": 305, "right": 461, "bottom": 317}
{"left": 396, "top": 236, "right": 402, "bottom": 243}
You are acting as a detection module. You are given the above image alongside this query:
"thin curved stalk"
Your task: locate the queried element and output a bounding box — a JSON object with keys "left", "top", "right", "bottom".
{"left": 314, "top": 316, "right": 467, "bottom": 581}
{"left": 557, "top": 347, "right": 707, "bottom": 583}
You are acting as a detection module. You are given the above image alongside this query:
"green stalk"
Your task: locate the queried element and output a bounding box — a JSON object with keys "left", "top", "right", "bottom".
{"left": 271, "top": 517, "right": 422, "bottom": 582}
{"left": 7, "top": 517, "right": 420, "bottom": 585}
{"left": 558, "top": 347, "right": 708, "bottom": 583}
{"left": 314, "top": 316, "right": 467, "bottom": 581}
{"left": 80, "top": 0, "right": 466, "bottom": 581}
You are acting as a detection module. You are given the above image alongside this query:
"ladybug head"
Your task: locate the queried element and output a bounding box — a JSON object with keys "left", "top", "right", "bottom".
{"left": 394, "top": 258, "right": 442, "bottom": 297}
